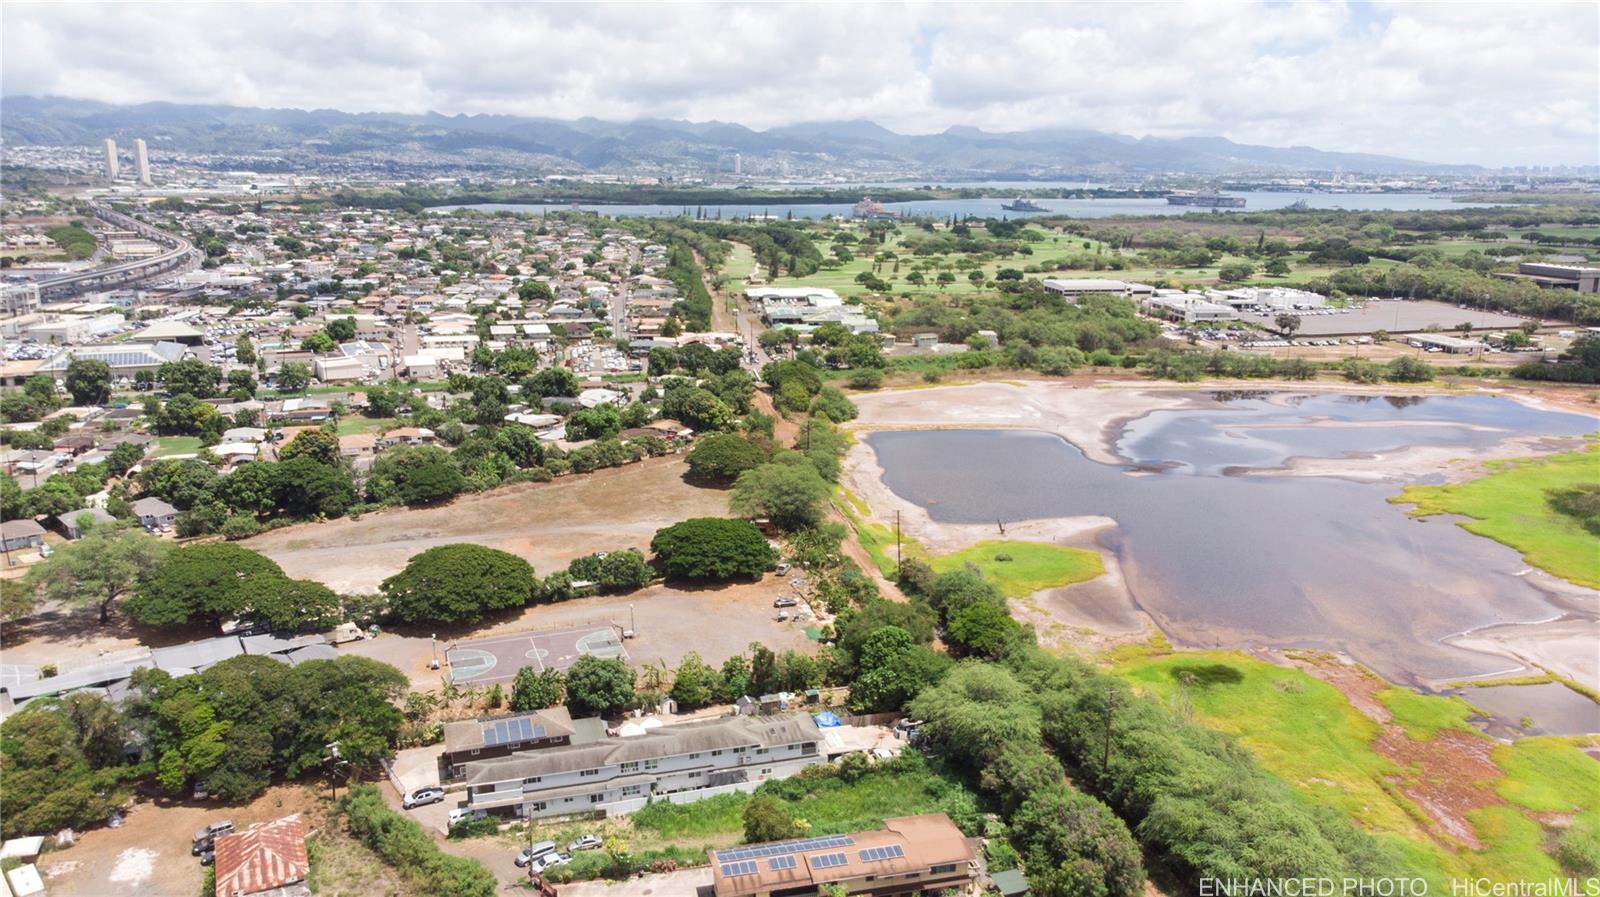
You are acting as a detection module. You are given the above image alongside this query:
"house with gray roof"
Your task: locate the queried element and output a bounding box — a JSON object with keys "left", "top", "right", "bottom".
{"left": 130, "top": 496, "right": 179, "bottom": 531}
{"left": 1, "top": 519, "right": 46, "bottom": 554}
{"left": 57, "top": 507, "right": 116, "bottom": 539}
{"left": 460, "top": 713, "right": 823, "bottom": 821}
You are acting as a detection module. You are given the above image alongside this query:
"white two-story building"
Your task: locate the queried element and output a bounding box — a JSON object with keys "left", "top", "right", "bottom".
{"left": 461, "top": 713, "right": 824, "bottom": 820}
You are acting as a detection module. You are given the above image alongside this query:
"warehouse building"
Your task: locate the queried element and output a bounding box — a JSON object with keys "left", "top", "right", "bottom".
{"left": 1494, "top": 262, "right": 1600, "bottom": 293}
{"left": 1041, "top": 279, "right": 1155, "bottom": 303}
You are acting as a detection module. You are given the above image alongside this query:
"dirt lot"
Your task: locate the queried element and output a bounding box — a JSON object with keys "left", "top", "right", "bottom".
{"left": 341, "top": 578, "right": 819, "bottom": 690}
{"left": 39, "top": 785, "right": 324, "bottom": 897}
{"left": 245, "top": 457, "right": 730, "bottom": 593}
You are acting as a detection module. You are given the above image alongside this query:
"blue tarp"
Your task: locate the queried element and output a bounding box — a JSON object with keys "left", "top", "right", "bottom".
{"left": 813, "top": 711, "right": 842, "bottom": 728}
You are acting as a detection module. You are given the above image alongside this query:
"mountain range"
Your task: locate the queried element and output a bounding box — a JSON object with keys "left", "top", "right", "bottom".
{"left": 0, "top": 95, "right": 1477, "bottom": 177}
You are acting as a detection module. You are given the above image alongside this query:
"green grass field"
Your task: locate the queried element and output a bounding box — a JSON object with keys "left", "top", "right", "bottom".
{"left": 1390, "top": 442, "right": 1600, "bottom": 588}
{"left": 835, "top": 487, "right": 1103, "bottom": 595}
{"left": 630, "top": 753, "right": 976, "bottom": 842}
{"left": 1116, "top": 649, "right": 1600, "bottom": 881}
{"left": 335, "top": 416, "right": 399, "bottom": 436}
{"left": 723, "top": 240, "right": 756, "bottom": 281}
{"left": 928, "top": 539, "right": 1103, "bottom": 597}
{"left": 151, "top": 436, "right": 203, "bottom": 457}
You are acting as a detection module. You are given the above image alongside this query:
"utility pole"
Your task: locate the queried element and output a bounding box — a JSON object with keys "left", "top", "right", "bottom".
{"left": 894, "top": 510, "right": 901, "bottom": 569}
{"left": 1102, "top": 688, "right": 1121, "bottom": 775}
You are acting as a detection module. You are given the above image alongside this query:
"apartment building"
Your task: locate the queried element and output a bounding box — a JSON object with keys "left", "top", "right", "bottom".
{"left": 461, "top": 713, "right": 824, "bottom": 820}
{"left": 708, "top": 814, "right": 976, "bottom": 897}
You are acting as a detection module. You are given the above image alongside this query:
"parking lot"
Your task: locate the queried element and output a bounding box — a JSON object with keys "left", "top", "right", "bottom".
{"left": 446, "top": 624, "right": 627, "bottom": 686}
{"left": 1236, "top": 298, "right": 1525, "bottom": 336}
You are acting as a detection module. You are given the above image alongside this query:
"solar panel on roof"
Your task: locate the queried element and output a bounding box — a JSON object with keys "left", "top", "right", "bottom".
{"left": 720, "top": 860, "right": 758, "bottom": 876}
{"left": 810, "top": 852, "right": 848, "bottom": 869}
{"left": 718, "top": 834, "right": 854, "bottom": 862}
{"left": 768, "top": 855, "right": 797, "bottom": 871}
{"left": 860, "top": 844, "right": 906, "bottom": 862}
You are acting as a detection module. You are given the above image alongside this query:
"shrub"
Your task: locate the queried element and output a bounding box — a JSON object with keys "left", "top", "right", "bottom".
{"left": 339, "top": 785, "right": 496, "bottom": 897}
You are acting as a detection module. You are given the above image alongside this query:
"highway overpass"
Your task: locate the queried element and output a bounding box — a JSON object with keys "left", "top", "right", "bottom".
{"left": 33, "top": 204, "right": 200, "bottom": 301}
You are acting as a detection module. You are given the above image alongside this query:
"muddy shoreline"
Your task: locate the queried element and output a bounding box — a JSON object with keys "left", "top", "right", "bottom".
{"left": 843, "top": 378, "right": 1600, "bottom": 693}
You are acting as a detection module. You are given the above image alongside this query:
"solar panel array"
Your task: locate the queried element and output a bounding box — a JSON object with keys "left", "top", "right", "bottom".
{"left": 860, "top": 844, "right": 906, "bottom": 862}
{"left": 768, "top": 856, "right": 797, "bottom": 871}
{"left": 720, "top": 860, "right": 758, "bottom": 877}
{"left": 481, "top": 716, "right": 546, "bottom": 746}
{"left": 718, "top": 834, "right": 855, "bottom": 862}
{"left": 810, "top": 852, "right": 849, "bottom": 869}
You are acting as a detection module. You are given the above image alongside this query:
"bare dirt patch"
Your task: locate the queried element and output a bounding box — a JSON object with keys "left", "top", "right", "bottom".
{"left": 41, "top": 784, "right": 323, "bottom": 897}
{"left": 1289, "top": 652, "right": 1507, "bottom": 851}
{"left": 246, "top": 457, "right": 729, "bottom": 593}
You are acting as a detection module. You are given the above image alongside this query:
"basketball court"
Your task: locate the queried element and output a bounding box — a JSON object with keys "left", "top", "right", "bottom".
{"left": 444, "top": 624, "right": 627, "bottom": 686}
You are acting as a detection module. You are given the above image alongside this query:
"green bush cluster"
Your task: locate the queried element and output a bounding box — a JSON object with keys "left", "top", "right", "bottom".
{"left": 339, "top": 785, "right": 497, "bottom": 897}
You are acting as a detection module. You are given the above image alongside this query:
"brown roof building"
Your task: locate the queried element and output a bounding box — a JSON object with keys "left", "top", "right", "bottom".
{"left": 213, "top": 814, "right": 310, "bottom": 897}
{"left": 709, "top": 814, "right": 975, "bottom": 897}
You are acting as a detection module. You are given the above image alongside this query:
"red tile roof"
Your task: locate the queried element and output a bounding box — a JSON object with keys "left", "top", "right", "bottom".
{"left": 213, "top": 814, "right": 308, "bottom": 897}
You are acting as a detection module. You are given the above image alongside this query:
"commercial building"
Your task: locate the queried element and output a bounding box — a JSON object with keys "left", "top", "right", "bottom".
{"left": 23, "top": 313, "right": 125, "bottom": 344}
{"left": 33, "top": 341, "right": 187, "bottom": 379}
{"left": 102, "top": 137, "right": 119, "bottom": 180}
{"left": 1143, "top": 292, "right": 1238, "bottom": 324}
{"left": 1042, "top": 279, "right": 1155, "bottom": 303}
{"left": 134, "top": 138, "right": 151, "bottom": 185}
{"left": 1, "top": 283, "right": 41, "bottom": 315}
{"left": 1494, "top": 262, "right": 1600, "bottom": 293}
{"left": 708, "top": 814, "right": 976, "bottom": 897}
{"left": 460, "top": 713, "right": 824, "bottom": 820}
{"left": 1215, "top": 286, "right": 1327, "bottom": 310}
{"left": 312, "top": 356, "right": 365, "bottom": 382}
{"left": 1407, "top": 332, "right": 1482, "bottom": 354}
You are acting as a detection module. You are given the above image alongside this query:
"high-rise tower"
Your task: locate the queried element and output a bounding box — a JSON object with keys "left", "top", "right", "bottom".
{"left": 134, "top": 138, "right": 151, "bottom": 185}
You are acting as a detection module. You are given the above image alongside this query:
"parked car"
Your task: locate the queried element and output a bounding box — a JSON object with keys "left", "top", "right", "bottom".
{"left": 568, "top": 834, "right": 603, "bottom": 851}
{"left": 773, "top": 596, "right": 798, "bottom": 608}
{"left": 773, "top": 563, "right": 791, "bottom": 575}
{"left": 531, "top": 853, "right": 572, "bottom": 873}
{"left": 191, "top": 820, "right": 234, "bottom": 855}
{"left": 198, "top": 848, "right": 215, "bottom": 866}
{"left": 515, "top": 841, "right": 558, "bottom": 868}
{"left": 404, "top": 787, "right": 445, "bottom": 809}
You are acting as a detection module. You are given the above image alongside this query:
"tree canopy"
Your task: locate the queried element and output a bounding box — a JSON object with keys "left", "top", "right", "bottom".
{"left": 563, "top": 655, "right": 635, "bottom": 717}
{"left": 379, "top": 544, "right": 534, "bottom": 624}
{"left": 124, "top": 542, "right": 287, "bottom": 627}
{"left": 650, "top": 517, "right": 775, "bottom": 581}
{"left": 18, "top": 523, "right": 170, "bottom": 623}
{"left": 729, "top": 457, "right": 830, "bottom": 531}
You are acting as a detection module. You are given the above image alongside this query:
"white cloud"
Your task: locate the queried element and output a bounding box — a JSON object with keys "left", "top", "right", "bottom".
{"left": 2, "top": 0, "right": 1595, "bottom": 165}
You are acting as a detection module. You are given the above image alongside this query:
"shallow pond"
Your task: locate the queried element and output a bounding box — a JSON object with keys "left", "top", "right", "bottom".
{"left": 1459, "top": 682, "right": 1600, "bottom": 737}
{"left": 866, "top": 393, "right": 1597, "bottom": 684}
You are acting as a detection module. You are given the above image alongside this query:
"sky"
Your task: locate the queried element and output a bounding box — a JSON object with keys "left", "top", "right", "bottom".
{"left": 3, "top": 1, "right": 1597, "bottom": 167}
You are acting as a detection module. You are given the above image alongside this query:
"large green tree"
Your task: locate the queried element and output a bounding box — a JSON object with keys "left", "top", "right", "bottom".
{"left": 729, "top": 458, "right": 830, "bottom": 531}
{"left": 366, "top": 445, "right": 466, "bottom": 506}
{"left": 685, "top": 433, "right": 769, "bottom": 480}
{"left": 650, "top": 517, "right": 775, "bottom": 581}
{"left": 511, "top": 668, "right": 565, "bottom": 711}
{"left": 124, "top": 543, "right": 286, "bottom": 627}
{"left": 64, "top": 358, "right": 113, "bottom": 405}
{"left": 19, "top": 523, "right": 171, "bottom": 623}
{"left": 668, "top": 652, "right": 720, "bottom": 710}
{"left": 563, "top": 655, "right": 635, "bottom": 717}
{"left": 379, "top": 544, "right": 533, "bottom": 624}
